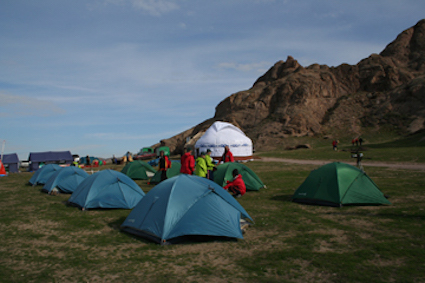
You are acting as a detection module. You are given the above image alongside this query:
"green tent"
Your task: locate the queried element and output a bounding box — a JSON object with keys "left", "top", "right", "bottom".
{"left": 292, "top": 162, "right": 391, "bottom": 207}
{"left": 214, "top": 162, "right": 265, "bottom": 191}
{"left": 121, "top": 161, "right": 156, "bottom": 180}
{"left": 155, "top": 146, "right": 170, "bottom": 157}
{"left": 149, "top": 161, "right": 181, "bottom": 184}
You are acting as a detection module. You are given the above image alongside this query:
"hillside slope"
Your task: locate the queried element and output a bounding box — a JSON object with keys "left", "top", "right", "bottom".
{"left": 159, "top": 19, "right": 425, "bottom": 154}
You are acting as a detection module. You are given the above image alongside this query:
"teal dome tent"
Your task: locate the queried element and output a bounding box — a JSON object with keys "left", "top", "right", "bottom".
{"left": 68, "top": 170, "right": 145, "bottom": 210}
{"left": 121, "top": 174, "right": 253, "bottom": 245}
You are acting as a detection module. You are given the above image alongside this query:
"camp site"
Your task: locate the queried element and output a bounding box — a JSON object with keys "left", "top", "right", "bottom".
{"left": 1, "top": 129, "right": 425, "bottom": 282}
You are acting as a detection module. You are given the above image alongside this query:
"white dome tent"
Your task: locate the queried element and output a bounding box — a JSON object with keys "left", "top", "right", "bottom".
{"left": 194, "top": 121, "right": 253, "bottom": 161}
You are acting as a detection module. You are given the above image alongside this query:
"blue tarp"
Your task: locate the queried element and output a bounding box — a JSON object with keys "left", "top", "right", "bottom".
{"left": 43, "top": 166, "right": 89, "bottom": 194}
{"left": 28, "top": 151, "right": 73, "bottom": 171}
{"left": 2, "top": 153, "right": 19, "bottom": 173}
{"left": 68, "top": 170, "right": 145, "bottom": 210}
{"left": 28, "top": 164, "right": 62, "bottom": 185}
{"left": 121, "top": 174, "right": 253, "bottom": 245}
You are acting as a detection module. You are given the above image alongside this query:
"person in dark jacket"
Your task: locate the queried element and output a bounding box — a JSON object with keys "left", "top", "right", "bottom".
{"left": 223, "top": 169, "right": 246, "bottom": 198}
{"left": 158, "top": 150, "right": 171, "bottom": 182}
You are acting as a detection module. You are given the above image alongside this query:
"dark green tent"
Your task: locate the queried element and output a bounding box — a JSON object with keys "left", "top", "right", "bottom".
{"left": 214, "top": 162, "right": 265, "bottom": 191}
{"left": 292, "top": 162, "right": 391, "bottom": 207}
{"left": 121, "top": 161, "right": 156, "bottom": 180}
{"left": 149, "top": 161, "right": 181, "bottom": 184}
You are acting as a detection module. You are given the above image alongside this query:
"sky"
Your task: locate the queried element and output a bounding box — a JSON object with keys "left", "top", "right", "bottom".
{"left": 1, "top": 0, "right": 424, "bottom": 160}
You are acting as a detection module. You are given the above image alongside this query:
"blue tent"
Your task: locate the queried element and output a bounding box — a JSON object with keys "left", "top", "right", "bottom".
{"left": 28, "top": 151, "right": 73, "bottom": 171}
{"left": 121, "top": 174, "right": 253, "bottom": 245}
{"left": 28, "top": 164, "right": 62, "bottom": 186}
{"left": 68, "top": 170, "right": 145, "bottom": 210}
{"left": 2, "top": 153, "right": 19, "bottom": 173}
{"left": 43, "top": 166, "right": 89, "bottom": 194}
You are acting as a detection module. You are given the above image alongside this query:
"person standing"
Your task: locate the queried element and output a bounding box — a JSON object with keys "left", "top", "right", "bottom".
{"left": 332, "top": 140, "right": 338, "bottom": 151}
{"left": 223, "top": 169, "right": 246, "bottom": 198}
{"left": 194, "top": 152, "right": 208, "bottom": 178}
{"left": 180, "top": 147, "right": 195, "bottom": 175}
{"left": 158, "top": 150, "right": 171, "bottom": 182}
{"left": 205, "top": 149, "right": 216, "bottom": 180}
{"left": 220, "top": 145, "right": 234, "bottom": 163}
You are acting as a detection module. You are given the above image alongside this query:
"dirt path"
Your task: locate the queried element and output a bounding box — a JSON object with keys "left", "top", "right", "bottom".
{"left": 258, "top": 157, "right": 425, "bottom": 171}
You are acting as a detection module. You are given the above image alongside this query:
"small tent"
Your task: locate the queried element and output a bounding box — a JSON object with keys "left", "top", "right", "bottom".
{"left": 121, "top": 174, "right": 253, "bottom": 245}
{"left": 155, "top": 146, "right": 170, "bottom": 157}
{"left": 2, "top": 153, "right": 19, "bottom": 173}
{"left": 28, "top": 151, "right": 73, "bottom": 171}
{"left": 194, "top": 121, "right": 253, "bottom": 161}
{"left": 292, "top": 162, "right": 391, "bottom": 207}
{"left": 149, "top": 161, "right": 181, "bottom": 184}
{"left": 28, "top": 164, "right": 62, "bottom": 186}
{"left": 214, "top": 162, "right": 265, "bottom": 191}
{"left": 0, "top": 160, "right": 6, "bottom": 176}
{"left": 121, "top": 161, "right": 156, "bottom": 180}
{"left": 68, "top": 170, "right": 145, "bottom": 210}
{"left": 43, "top": 166, "right": 89, "bottom": 194}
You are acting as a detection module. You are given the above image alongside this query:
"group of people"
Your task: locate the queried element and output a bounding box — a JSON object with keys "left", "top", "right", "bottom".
{"left": 157, "top": 145, "right": 246, "bottom": 198}
{"left": 332, "top": 137, "right": 364, "bottom": 151}
{"left": 352, "top": 137, "right": 363, "bottom": 147}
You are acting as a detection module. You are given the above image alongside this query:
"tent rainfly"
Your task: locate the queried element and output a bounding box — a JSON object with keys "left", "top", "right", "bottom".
{"left": 28, "top": 164, "right": 62, "bottom": 186}
{"left": 194, "top": 121, "right": 253, "bottom": 161}
{"left": 43, "top": 166, "right": 89, "bottom": 194}
{"left": 214, "top": 162, "right": 265, "bottom": 191}
{"left": 68, "top": 170, "right": 145, "bottom": 210}
{"left": 121, "top": 174, "right": 253, "bottom": 245}
{"left": 292, "top": 162, "right": 391, "bottom": 207}
{"left": 149, "top": 161, "right": 181, "bottom": 184}
{"left": 2, "top": 153, "right": 19, "bottom": 173}
{"left": 28, "top": 151, "right": 73, "bottom": 171}
{"left": 121, "top": 160, "right": 156, "bottom": 180}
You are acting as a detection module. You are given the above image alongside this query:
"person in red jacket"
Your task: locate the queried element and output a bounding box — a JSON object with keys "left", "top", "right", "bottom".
{"left": 220, "top": 145, "right": 234, "bottom": 163}
{"left": 180, "top": 147, "right": 195, "bottom": 174}
{"left": 159, "top": 150, "right": 171, "bottom": 182}
{"left": 223, "top": 169, "right": 246, "bottom": 198}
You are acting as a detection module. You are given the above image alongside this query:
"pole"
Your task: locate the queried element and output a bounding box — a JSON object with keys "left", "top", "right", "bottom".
{"left": 0, "top": 140, "right": 5, "bottom": 162}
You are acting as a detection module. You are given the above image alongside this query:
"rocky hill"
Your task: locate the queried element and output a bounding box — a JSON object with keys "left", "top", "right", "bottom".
{"left": 159, "top": 19, "right": 425, "bottom": 154}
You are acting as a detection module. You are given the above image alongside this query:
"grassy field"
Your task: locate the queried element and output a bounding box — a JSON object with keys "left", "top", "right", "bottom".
{"left": 1, "top": 137, "right": 425, "bottom": 282}
{"left": 258, "top": 130, "right": 425, "bottom": 163}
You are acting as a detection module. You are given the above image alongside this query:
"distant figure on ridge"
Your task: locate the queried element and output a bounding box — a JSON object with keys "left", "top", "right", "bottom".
{"left": 332, "top": 140, "right": 338, "bottom": 151}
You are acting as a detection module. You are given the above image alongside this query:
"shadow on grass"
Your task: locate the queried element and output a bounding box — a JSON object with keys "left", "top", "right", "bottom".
{"left": 110, "top": 217, "right": 240, "bottom": 246}
{"left": 321, "top": 210, "right": 425, "bottom": 221}
{"left": 270, "top": 194, "right": 293, "bottom": 202}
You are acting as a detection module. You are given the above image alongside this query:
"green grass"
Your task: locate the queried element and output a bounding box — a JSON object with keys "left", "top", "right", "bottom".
{"left": 1, "top": 139, "right": 425, "bottom": 282}
{"left": 258, "top": 130, "right": 425, "bottom": 163}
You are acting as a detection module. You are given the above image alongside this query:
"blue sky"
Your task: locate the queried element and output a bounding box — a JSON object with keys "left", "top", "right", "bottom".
{"left": 1, "top": 0, "right": 424, "bottom": 160}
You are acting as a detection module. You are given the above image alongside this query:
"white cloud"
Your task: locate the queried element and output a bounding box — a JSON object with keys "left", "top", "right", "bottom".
{"left": 217, "top": 61, "right": 271, "bottom": 73}
{"left": 0, "top": 92, "right": 65, "bottom": 117}
{"left": 105, "top": 0, "right": 179, "bottom": 16}
{"left": 132, "top": 0, "right": 179, "bottom": 16}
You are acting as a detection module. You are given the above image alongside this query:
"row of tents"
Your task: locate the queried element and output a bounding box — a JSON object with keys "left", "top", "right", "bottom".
{"left": 26, "top": 158, "right": 391, "bottom": 245}
{"left": 28, "top": 164, "right": 254, "bottom": 244}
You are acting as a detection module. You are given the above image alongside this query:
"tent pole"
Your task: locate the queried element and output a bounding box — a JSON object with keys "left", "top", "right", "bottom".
{"left": 0, "top": 140, "right": 5, "bottom": 162}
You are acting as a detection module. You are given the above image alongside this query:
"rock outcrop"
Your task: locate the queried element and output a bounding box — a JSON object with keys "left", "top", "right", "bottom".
{"left": 158, "top": 19, "right": 425, "bottom": 154}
